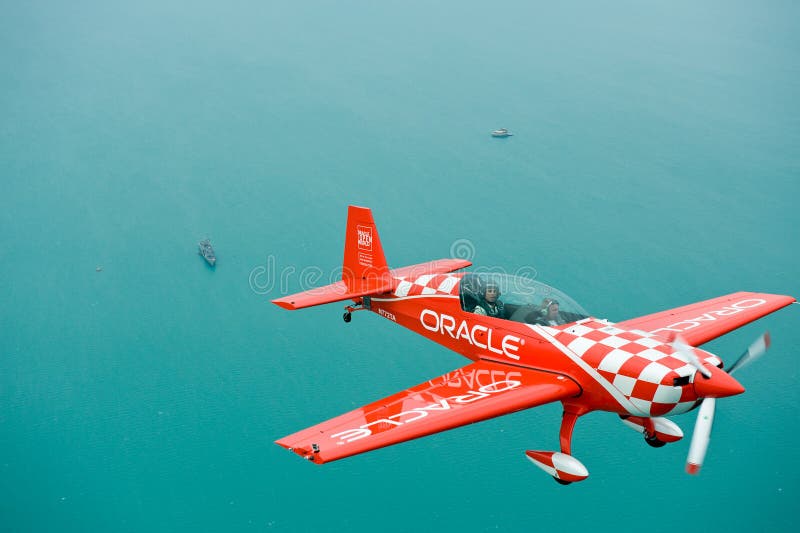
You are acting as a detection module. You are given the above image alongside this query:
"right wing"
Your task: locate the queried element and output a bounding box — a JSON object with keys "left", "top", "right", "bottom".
{"left": 276, "top": 360, "right": 580, "bottom": 464}
{"left": 615, "top": 291, "right": 795, "bottom": 346}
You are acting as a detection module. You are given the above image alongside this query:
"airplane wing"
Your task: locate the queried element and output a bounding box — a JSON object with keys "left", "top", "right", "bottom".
{"left": 276, "top": 360, "right": 580, "bottom": 464}
{"left": 615, "top": 291, "right": 795, "bottom": 346}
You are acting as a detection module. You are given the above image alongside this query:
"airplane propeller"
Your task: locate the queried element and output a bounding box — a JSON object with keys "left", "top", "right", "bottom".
{"left": 727, "top": 332, "right": 771, "bottom": 375}
{"left": 674, "top": 332, "right": 771, "bottom": 475}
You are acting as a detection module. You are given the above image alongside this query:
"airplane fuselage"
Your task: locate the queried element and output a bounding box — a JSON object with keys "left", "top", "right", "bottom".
{"left": 367, "top": 275, "right": 717, "bottom": 419}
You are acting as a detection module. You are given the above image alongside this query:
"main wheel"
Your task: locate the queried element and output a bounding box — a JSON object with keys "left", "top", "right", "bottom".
{"left": 645, "top": 434, "right": 666, "bottom": 448}
{"left": 343, "top": 312, "right": 352, "bottom": 323}
{"left": 553, "top": 477, "right": 572, "bottom": 486}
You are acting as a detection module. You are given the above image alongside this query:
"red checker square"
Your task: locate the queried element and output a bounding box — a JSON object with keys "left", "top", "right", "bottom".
{"left": 650, "top": 403, "right": 673, "bottom": 417}
{"left": 407, "top": 283, "right": 425, "bottom": 296}
{"left": 583, "top": 329, "right": 612, "bottom": 342}
{"left": 630, "top": 380, "right": 660, "bottom": 401}
{"left": 659, "top": 356, "right": 689, "bottom": 370}
{"left": 679, "top": 387, "right": 696, "bottom": 403}
{"left": 598, "top": 369, "right": 618, "bottom": 383}
{"left": 556, "top": 332, "right": 579, "bottom": 345}
{"left": 581, "top": 343, "right": 614, "bottom": 367}
{"left": 617, "top": 331, "right": 644, "bottom": 341}
{"left": 617, "top": 355, "right": 651, "bottom": 377}
{"left": 429, "top": 274, "right": 447, "bottom": 288}
{"left": 620, "top": 342, "right": 649, "bottom": 355}
{"left": 652, "top": 344, "right": 674, "bottom": 356}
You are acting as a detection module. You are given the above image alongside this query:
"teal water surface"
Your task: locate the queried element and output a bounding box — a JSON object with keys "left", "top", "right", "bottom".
{"left": 1, "top": 1, "right": 798, "bottom": 531}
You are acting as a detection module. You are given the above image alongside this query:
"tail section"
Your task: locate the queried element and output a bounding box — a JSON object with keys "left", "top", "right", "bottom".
{"left": 272, "top": 205, "right": 393, "bottom": 310}
{"left": 272, "top": 205, "right": 472, "bottom": 310}
{"left": 341, "top": 205, "right": 392, "bottom": 292}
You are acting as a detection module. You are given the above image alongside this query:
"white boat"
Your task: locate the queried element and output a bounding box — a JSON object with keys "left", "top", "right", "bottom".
{"left": 491, "top": 128, "right": 513, "bottom": 137}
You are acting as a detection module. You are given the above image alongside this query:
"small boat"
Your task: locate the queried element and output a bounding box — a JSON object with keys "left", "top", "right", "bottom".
{"left": 491, "top": 128, "right": 513, "bottom": 137}
{"left": 198, "top": 238, "right": 216, "bottom": 266}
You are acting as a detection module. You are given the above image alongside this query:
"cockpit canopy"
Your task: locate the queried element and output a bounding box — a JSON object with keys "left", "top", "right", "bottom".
{"left": 459, "top": 272, "right": 589, "bottom": 325}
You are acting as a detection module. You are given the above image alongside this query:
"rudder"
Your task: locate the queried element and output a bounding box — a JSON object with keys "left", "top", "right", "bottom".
{"left": 342, "top": 205, "right": 391, "bottom": 291}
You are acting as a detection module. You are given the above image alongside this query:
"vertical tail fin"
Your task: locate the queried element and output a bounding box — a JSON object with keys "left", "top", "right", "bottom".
{"left": 342, "top": 205, "right": 391, "bottom": 291}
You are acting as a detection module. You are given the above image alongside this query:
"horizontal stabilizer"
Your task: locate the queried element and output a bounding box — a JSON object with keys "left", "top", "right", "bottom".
{"left": 272, "top": 258, "right": 471, "bottom": 310}
{"left": 272, "top": 279, "right": 394, "bottom": 310}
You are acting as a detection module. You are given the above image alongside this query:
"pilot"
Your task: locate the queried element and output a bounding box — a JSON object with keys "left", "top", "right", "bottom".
{"left": 537, "top": 298, "right": 564, "bottom": 326}
{"left": 473, "top": 280, "right": 506, "bottom": 318}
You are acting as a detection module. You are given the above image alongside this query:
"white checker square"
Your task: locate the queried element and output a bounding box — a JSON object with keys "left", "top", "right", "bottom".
{"left": 653, "top": 384, "right": 682, "bottom": 404}
{"left": 638, "top": 348, "right": 668, "bottom": 362}
{"left": 674, "top": 364, "right": 695, "bottom": 377}
{"left": 612, "top": 374, "right": 637, "bottom": 396}
{"left": 666, "top": 401, "right": 697, "bottom": 416}
{"left": 566, "top": 324, "right": 594, "bottom": 337}
{"left": 539, "top": 325, "right": 559, "bottom": 336}
{"left": 567, "top": 336, "right": 596, "bottom": 357}
{"left": 633, "top": 337, "right": 661, "bottom": 348}
{"left": 600, "top": 326, "right": 626, "bottom": 335}
{"left": 414, "top": 274, "right": 435, "bottom": 286}
{"left": 599, "top": 335, "right": 630, "bottom": 349}
{"left": 598, "top": 349, "right": 633, "bottom": 373}
{"left": 421, "top": 287, "right": 437, "bottom": 295}
{"left": 395, "top": 280, "right": 412, "bottom": 297}
{"left": 639, "top": 362, "right": 672, "bottom": 384}
{"left": 629, "top": 397, "right": 653, "bottom": 416}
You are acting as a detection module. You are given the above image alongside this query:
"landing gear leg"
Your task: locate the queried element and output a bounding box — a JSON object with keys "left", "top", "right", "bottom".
{"left": 641, "top": 417, "right": 666, "bottom": 448}
{"left": 559, "top": 410, "right": 580, "bottom": 456}
{"left": 549, "top": 407, "right": 584, "bottom": 485}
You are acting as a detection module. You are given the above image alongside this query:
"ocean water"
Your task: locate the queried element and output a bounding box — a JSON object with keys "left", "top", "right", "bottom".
{"left": 1, "top": 1, "right": 798, "bottom": 531}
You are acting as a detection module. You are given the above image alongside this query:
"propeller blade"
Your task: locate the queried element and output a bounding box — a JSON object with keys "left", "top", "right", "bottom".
{"left": 728, "top": 332, "right": 771, "bottom": 375}
{"left": 685, "top": 334, "right": 770, "bottom": 475}
{"left": 673, "top": 335, "right": 711, "bottom": 378}
{"left": 686, "top": 397, "right": 716, "bottom": 475}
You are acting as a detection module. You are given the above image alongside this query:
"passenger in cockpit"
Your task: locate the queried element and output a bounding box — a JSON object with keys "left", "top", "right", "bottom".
{"left": 536, "top": 298, "right": 564, "bottom": 326}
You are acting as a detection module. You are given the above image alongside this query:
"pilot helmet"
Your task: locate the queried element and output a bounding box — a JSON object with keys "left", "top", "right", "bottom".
{"left": 541, "top": 298, "right": 560, "bottom": 314}
{"left": 485, "top": 279, "right": 501, "bottom": 297}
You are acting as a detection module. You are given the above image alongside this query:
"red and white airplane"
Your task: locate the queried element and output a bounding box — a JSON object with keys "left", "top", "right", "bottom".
{"left": 273, "top": 206, "right": 795, "bottom": 483}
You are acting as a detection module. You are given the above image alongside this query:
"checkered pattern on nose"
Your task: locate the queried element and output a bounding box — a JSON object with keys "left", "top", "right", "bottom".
{"left": 393, "top": 274, "right": 460, "bottom": 297}
{"left": 549, "top": 319, "right": 704, "bottom": 416}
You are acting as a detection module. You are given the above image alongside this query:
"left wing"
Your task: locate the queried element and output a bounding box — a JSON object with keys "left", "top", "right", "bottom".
{"left": 616, "top": 291, "right": 795, "bottom": 346}
{"left": 276, "top": 360, "right": 580, "bottom": 464}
